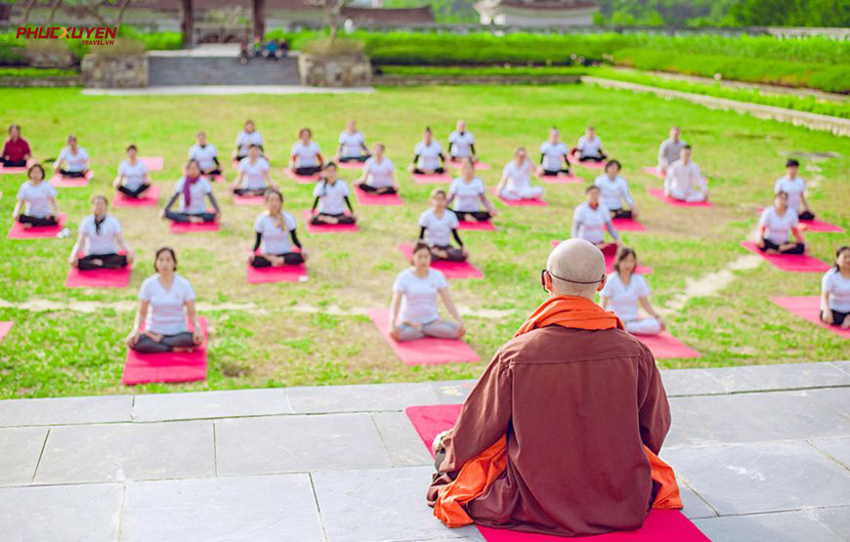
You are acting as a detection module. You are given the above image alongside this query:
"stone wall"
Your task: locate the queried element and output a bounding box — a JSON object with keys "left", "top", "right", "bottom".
{"left": 81, "top": 54, "right": 148, "bottom": 88}
{"left": 298, "top": 53, "right": 371, "bottom": 87}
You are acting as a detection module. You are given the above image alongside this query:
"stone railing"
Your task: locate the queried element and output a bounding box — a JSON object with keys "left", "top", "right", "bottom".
{"left": 81, "top": 54, "right": 148, "bottom": 88}
{"left": 298, "top": 52, "right": 372, "bottom": 87}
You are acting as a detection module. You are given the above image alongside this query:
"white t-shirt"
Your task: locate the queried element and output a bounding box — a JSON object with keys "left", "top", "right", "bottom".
{"left": 759, "top": 206, "right": 798, "bottom": 245}
{"left": 572, "top": 201, "right": 612, "bottom": 244}
{"left": 338, "top": 130, "right": 366, "bottom": 158}
{"left": 448, "top": 131, "right": 475, "bottom": 157}
{"left": 601, "top": 272, "right": 651, "bottom": 323}
{"left": 774, "top": 177, "right": 806, "bottom": 212}
{"left": 502, "top": 159, "right": 533, "bottom": 192}
{"left": 139, "top": 273, "right": 196, "bottom": 335}
{"left": 414, "top": 140, "right": 443, "bottom": 171}
{"left": 822, "top": 268, "right": 850, "bottom": 313}
{"left": 189, "top": 143, "right": 219, "bottom": 171}
{"left": 291, "top": 140, "right": 322, "bottom": 168}
{"left": 419, "top": 208, "right": 459, "bottom": 247}
{"left": 539, "top": 141, "right": 568, "bottom": 171}
{"left": 235, "top": 130, "right": 263, "bottom": 156}
{"left": 576, "top": 135, "right": 602, "bottom": 158}
{"left": 363, "top": 156, "right": 395, "bottom": 188}
{"left": 79, "top": 215, "right": 121, "bottom": 256}
{"left": 594, "top": 174, "right": 634, "bottom": 210}
{"left": 58, "top": 146, "right": 89, "bottom": 172}
{"left": 173, "top": 176, "right": 213, "bottom": 214}
{"left": 393, "top": 268, "right": 448, "bottom": 325}
{"left": 449, "top": 177, "right": 486, "bottom": 213}
{"left": 313, "top": 179, "right": 350, "bottom": 215}
{"left": 238, "top": 157, "right": 270, "bottom": 190}
{"left": 118, "top": 160, "right": 149, "bottom": 191}
{"left": 254, "top": 212, "right": 297, "bottom": 255}
{"left": 664, "top": 160, "right": 705, "bottom": 194}
{"left": 16, "top": 180, "right": 57, "bottom": 218}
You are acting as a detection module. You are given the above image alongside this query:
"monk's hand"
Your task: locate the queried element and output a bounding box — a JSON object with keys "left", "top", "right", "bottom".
{"left": 432, "top": 430, "right": 451, "bottom": 455}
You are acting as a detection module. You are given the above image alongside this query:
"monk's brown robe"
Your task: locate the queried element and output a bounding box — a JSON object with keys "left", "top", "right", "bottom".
{"left": 428, "top": 326, "right": 671, "bottom": 537}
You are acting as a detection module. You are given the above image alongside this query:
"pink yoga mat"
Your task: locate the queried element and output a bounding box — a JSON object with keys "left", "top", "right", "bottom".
{"left": 0, "top": 159, "right": 36, "bottom": 175}
{"left": 770, "top": 296, "right": 850, "bottom": 339}
{"left": 449, "top": 160, "right": 491, "bottom": 171}
{"left": 741, "top": 241, "right": 829, "bottom": 273}
{"left": 50, "top": 171, "right": 93, "bottom": 187}
{"left": 122, "top": 318, "right": 208, "bottom": 385}
{"left": 647, "top": 188, "right": 712, "bottom": 208}
{"left": 246, "top": 259, "right": 308, "bottom": 284}
{"left": 572, "top": 160, "right": 607, "bottom": 170}
{"left": 458, "top": 220, "right": 496, "bottom": 231}
{"left": 0, "top": 322, "right": 13, "bottom": 342}
{"left": 492, "top": 188, "right": 546, "bottom": 207}
{"left": 405, "top": 404, "right": 709, "bottom": 542}
{"left": 353, "top": 186, "right": 403, "bottom": 206}
{"left": 169, "top": 219, "right": 219, "bottom": 234}
{"left": 139, "top": 156, "right": 163, "bottom": 171}
{"left": 612, "top": 218, "right": 646, "bottom": 232}
{"left": 284, "top": 168, "right": 321, "bottom": 184}
{"left": 369, "top": 309, "right": 480, "bottom": 366}
{"left": 338, "top": 160, "right": 365, "bottom": 169}
{"left": 549, "top": 241, "right": 652, "bottom": 274}
{"left": 540, "top": 172, "right": 581, "bottom": 184}
{"left": 642, "top": 167, "right": 664, "bottom": 180}
{"left": 412, "top": 172, "right": 453, "bottom": 184}
{"left": 7, "top": 213, "right": 66, "bottom": 239}
{"left": 233, "top": 194, "right": 265, "bottom": 206}
{"left": 303, "top": 209, "right": 359, "bottom": 234}
{"left": 635, "top": 331, "right": 701, "bottom": 359}
{"left": 398, "top": 243, "right": 483, "bottom": 279}
{"left": 65, "top": 259, "right": 131, "bottom": 289}
{"left": 113, "top": 185, "right": 161, "bottom": 207}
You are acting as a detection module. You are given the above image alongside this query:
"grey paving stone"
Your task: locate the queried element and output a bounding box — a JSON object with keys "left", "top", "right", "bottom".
{"left": 806, "top": 388, "right": 850, "bottom": 418}
{"left": 121, "top": 474, "right": 323, "bottom": 542}
{"left": 0, "top": 395, "right": 133, "bottom": 427}
{"left": 666, "top": 390, "right": 850, "bottom": 448}
{"left": 660, "top": 368, "right": 726, "bottom": 396}
{"left": 132, "top": 388, "right": 292, "bottom": 422}
{"left": 313, "top": 465, "right": 484, "bottom": 542}
{"left": 215, "top": 413, "right": 392, "bottom": 476}
{"left": 693, "top": 510, "right": 845, "bottom": 542}
{"left": 704, "top": 362, "right": 850, "bottom": 393}
{"left": 0, "top": 483, "right": 122, "bottom": 542}
{"left": 664, "top": 441, "right": 850, "bottom": 515}
{"left": 0, "top": 427, "right": 47, "bottom": 486}
{"left": 372, "top": 411, "right": 433, "bottom": 467}
{"left": 431, "top": 380, "right": 477, "bottom": 405}
{"left": 814, "top": 506, "right": 850, "bottom": 539}
{"left": 679, "top": 484, "right": 717, "bottom": 519}
{"left": 811, "top": 436, "right": 850, "bottom": 469}
{"left": 34, "top": 421, "right": 214, "bottom": 484}
{"left": 830, "top": 361, "right": 850, "bottom": 377}
{"left": 286, "top": 382, "right": 440, "bottom": 413}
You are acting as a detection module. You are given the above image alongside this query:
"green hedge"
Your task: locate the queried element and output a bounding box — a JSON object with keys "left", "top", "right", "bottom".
{"left": 380, "top": 65, "right": 588, "bottom": 76}
{"left": 0, "top": 67, "right": 78, "bottom": 77}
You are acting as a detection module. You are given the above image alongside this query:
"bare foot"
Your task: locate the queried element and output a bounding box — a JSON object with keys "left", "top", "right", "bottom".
{"left": 173, "top": 346, "right": 195, "bottom": 353}
{"left": 190, "top": 216, "right": 203, "bottom": 224}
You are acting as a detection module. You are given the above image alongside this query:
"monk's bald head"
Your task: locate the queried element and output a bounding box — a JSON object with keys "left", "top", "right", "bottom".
{"left": 546, "top": 239, "right": 606, "bottom": 298}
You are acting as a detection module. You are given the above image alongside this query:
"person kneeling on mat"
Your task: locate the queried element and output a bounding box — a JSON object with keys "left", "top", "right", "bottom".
{"left": 757, "top": 191, "right": 807, "bottom": 255}
{"left": 538, "top": 126, "right": 571, "bottom": 176}
{"left": 389, "top": 241, "right": 466, "bottom": 342}
{"left": 231, "top": 144, "right": 273, "bottom": 196}
{"left": 114, "top": 144, "right": 152, "bottom": 199}
{"left": 69, "top": 195, "right": 133, "bottom": 270}
{"left": 310, "top": 162, "right": 356, "bottom": 225}
{"left": 356, "top": 143, "right": 399, "bottom": 195}
{"left": 601, "top": 247, "right": 665, "bottom": 335}
{"left": 420, "top": 188, "right": 468, "bottom": 262}
{"left": 594, "top": 159, "right": 638, "bottom": 220}
{"left": 126, "top": 247, "right": 203, "bottom": 354}
{"left": 448, "top": 158, "right": 495, "bottom": 223}
{"left": 162, "top": 160, "right": 220, "bottom": 224}
{"left": 572, "top": 184, "right": 621, "bottom": 257}
{"left": 290, "top": 127, "right": 324, "bottom": 176}
{"left": 496, "top": 147, "right": 544, "bottom": 201}
{"left": 2, "top": 124, "right": 31, "bottom": 168}
{"left": 52, "top": 135, "right": 89, "bottom": 178}
{"left": 250, "top": 188, "right": 307, "bottom": 268}
{"left": 409, "top": 126, "right": 446, "bottom": 175}
{"left": 338, "top": 119, "right": 370, "bottom": 163}
{"left": 775, "top": 158, "right": 815, "bottom": 221}
{"left": 13, "top": 164, "right": 60, "bottom": 228}
{"left": 821, "top": 246, "right": 850, "bottom": 329}
{"left": 571, "top": 125, "right": 607, "bottom": 163}
{"left": 664, "top": 145, "right": 708, "bottom": 203}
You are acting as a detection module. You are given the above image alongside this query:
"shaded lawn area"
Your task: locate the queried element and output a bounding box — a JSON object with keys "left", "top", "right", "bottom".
{"left": 0, "top": 85, "right": 848, "bottom": 399}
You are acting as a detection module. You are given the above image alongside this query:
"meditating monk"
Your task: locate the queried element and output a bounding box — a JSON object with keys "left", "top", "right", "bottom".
{"left": 428, "top": 238, "right": 678, "bottom": 537}
{"left": 656, "top": 126, "right": 686, "bottom": 176}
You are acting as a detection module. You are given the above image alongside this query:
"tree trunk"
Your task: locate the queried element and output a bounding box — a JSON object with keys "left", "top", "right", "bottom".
{"left": 20, "top": 0, "right": 38, "bottom": 27}
{"left": 114, "top": 0, "right": 132, "bottom": 27}
{"left": 46, "top": 0, "right": 62, "bottom": 26}
{"left": 253, "top": 0, "right": 265, "bottom": 41}
{"left": 181, "top": 0, "right": 194, "bottom": 47}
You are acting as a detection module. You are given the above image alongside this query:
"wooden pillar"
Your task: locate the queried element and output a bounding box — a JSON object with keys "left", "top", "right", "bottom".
{"left": 253, "top": 0, "right": 265, "bottom": 41}
{"left": 181, "top": 0, "right": 193, "bottom": 47}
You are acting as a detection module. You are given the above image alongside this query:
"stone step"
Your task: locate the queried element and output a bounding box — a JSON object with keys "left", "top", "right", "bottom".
{"left": 147, "top": 56, "right": 300, "bottom": 86}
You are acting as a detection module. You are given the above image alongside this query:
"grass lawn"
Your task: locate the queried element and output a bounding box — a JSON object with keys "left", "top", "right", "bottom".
{"left": 0, "top": 85, "right": 848, "bottom": 400}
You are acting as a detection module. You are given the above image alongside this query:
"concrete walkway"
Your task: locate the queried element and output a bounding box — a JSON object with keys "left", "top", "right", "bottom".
{"left": 1, "top": 361, "right": 848, "bottom": 541}
{"left": 82, "top": 85, "right": 376, "bottom": 96}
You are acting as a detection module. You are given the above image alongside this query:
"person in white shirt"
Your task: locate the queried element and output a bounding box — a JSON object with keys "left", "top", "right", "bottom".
{"left": 757, "top": 191, "right": 806, "bottom": 255}
{"left": 356, "top": 143, "right": 399, "bottom": 195}
{"left": 189, "top": 131, "right": 221, "bottom": 176}
{"left": 821, "top": 246, "right": 850, "bottom": 328}
{"left": 126, "top": 247, "right": 203, "bottom": 353}
{"left": 594, "top": 160, "right": 637, "bottom": 220}
{"left": 657, "top": 127, "right": 686, "bottom": 175}
{"left": 448, "top": 120, "right": 477, "bottom": 162}
{"left": 572, "top": 185, "right": 620, "bottom": 256}
{"left": 52, "top": 135, "right": 89, "bottom": 178}
{"left": 337, "top": 119, "right": 370, "bottom": 163}
{"left": 162, "top": 159, "right": 220, "bottom": 224}
{"left": 249, "top": 188, "right": 307, "bottom": 267}
{"left": 13, "top": 164, "right": 60, "bottom": 228}
{"left": 600, "top": 247, "right": 665, "bottom": 335}
{"left": 571, "top": 126, "right": 607, "bottom": 163}
{"left": 113, "top": 144, "right": 152, "bottom": 199}
{"left": 231, "top": 144, "right": 273, "bottom": 196}
{"left": 234, "top": 119, "right": 263, "bottom": 161}
{"left": 410, "top": 127, "right": 446, "bottom": 174}
{"left": 447, "top": 157, "right": 495, "bottom": 222}
{"left": 664, "top": 145, "right": 708, "bottom": 202}
{"left": 538, "top": 127, "right": 571, "bottom": 176}
{"left": 418, "top": 188, "right": 467, "bottom": 262}
{"left": 388, "top": 241, "right": 466, "bottom": 342}
{"left": 290, "top": 127, "right": 324, "bottom": 176}
{"left": 310, "top": 162, "right": 356, "bottom": 225}
{"left": 775, "top": 158, "right": 814, "bottom": 220}
{"left": 69, "top": 195, "right": 133, "bottom": 270}
{"left": 496, "top": 147, "right": 544, "bottom": 201}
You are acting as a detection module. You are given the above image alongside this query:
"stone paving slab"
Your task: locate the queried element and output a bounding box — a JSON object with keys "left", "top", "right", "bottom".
{"left": 813, "top": 506, "right": 850, "bottom": 538}
{"left": 660, "top": 368, "right": 727, "bottom": 396}
{"left": 131, "top": 388, "right": 292, "bottom": 422}
{"left": 0, "top": 394, "right": 133, "bottom": 427}
{"left": 0, "top": 427, "right": 47, "bottom": 486}
{"left": 286, "top": 382, "right": 440, "bottom": 414}
{"left": 693, "top": 508, "right": 847, "bottom": 542}
{"left": 372, "top": 411, "right": 434, "bottom": 467}
{"left": 679, "top": 484, "right": 718, "bottom": 520}
{"left": 810, "top": 436, "right": 850, "bottom": 469}
{"left": 806, "top": 388, "right": 850, "bottom": 417}
{"left": 704, "top": 362, "right": 850, "bottom": 394}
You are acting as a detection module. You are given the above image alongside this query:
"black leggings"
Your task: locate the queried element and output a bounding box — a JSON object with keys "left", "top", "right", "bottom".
{"left": 165, "top": 210, "right": 216, "bottom": 224}
{"left": 18, "top": 215, "right": 58, "bottom": 227}
{"left": 358, "top": 184, "right": 396, "bottom": 195}
{"left": 821, "top": 310, "right": 848, "bottom": 327}
{"left": 413, "top": 167, "right": 445, "bottom": 174}
{"left": 541, "top": 168, "right": 571, "bottom": 176}
{"left": 202, "top": 168, "right": 222, "bottom": 176}
{"left": 453, "top": 210, "right": 491, "bottom": 222}
{"left": 430, "top": 244, "right": 466, "bottom": 262}
{"left": 117, "top": 184, "right": 151, "bottom": 198}
{"left": 1, "top": 158, "right": 27, "bottom": 167}
{"left": 132, "top": 332, "right": 195, "bottom": 353}
{"left": 578, "top": 155, "right": 606, "bottom": 162}
{"left": 233, "top": 187, "right": 266, "bottom": 196}
{"left": 340, "top": 155, "right": 370, "bottom": 163}
{"left": 295, "top": 166, "right": 322, "bottom": 176}
{"left": 799, "top": 210, "right": 816, "bottom": 221}
{"left": 251, "top": 252, "right": 305, "bottom": 267}
{"left": 58, "top": 169, "right": 86, "bottom": 178}
{"left": 311, "top": 213, "right": 356, "bottom": 225}
{"left": 611, "top": 209, "right": 633, "bottom": 219}
{"left": 78, "top": 253, "right": 128, "bottom": 270}
{"left": 759, "top": 238, "right": 805, "bottom": 255}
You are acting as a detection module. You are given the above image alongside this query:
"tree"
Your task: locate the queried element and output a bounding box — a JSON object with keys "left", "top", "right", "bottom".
{"left": 181, "top": 0, "right": 193, "bottom": 47}
{"left": 253, "top": 0, "right": 265, "bottom": 41}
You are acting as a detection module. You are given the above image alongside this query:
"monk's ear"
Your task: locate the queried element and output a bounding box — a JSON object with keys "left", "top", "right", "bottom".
{"left": 596, "top": 274, "right": 607, "bottom": 292}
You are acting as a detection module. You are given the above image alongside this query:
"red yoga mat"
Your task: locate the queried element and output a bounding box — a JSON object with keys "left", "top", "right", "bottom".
{"left": 338, "top": 160, "right": 366, "bottom": 169}
{"left": 139, "top": 156, "right": 164, "bottom": 171}
{"left": 612, "top": 218, "right": 646, "bottom": 232}
{"left": 405, "top": 404, "right": 709, "bottom": 542}
{"left": 770, "top": 296, "right": 850, "bottom": 339}
{"left": 65, "top": 259, "right": 131, "bottom": 289}
{"left": 740, "top": 242, "right": 829, "bottom": 273}
{"left": 540, "top": 172, "right": 581, "bottom": 184}
{"left": 369, "top": 309, "right": 480, "bottom": 366}
{"left": 246, "top": 259, "right": 308, "bottom": 283}
{"left": 457, "top": 220, "right": 496, "bottom": 231}
{"left": 412, "top": 172, "right": 453, "bottom": 184}
{"left": 642, "top": 167, "right": 664, "bottom": 180}
{"left": 647, "top": 188, "right": 712, "bottom": 208}
{"left": 398, "top": 243, "right": 483, "bottom": 279}
{"left": 7, "top": 213, "right": 66, "bottom": 239}
{"left": 284, "top": 168, "right": 321, "bottom": 184}
{"left": 169, "top": 218, "right": 219, "bottom": 234}
{"left": 0, "top": 321, "right": 13, "bottom": 342}
{"left": 122, "top": 318, "right": 208, "bottom": 385}
{"left": 303, "top": 209, "right": 359, "bottom": 234}
{"left": 353, "top": 186, "right": 403, "bottom": 206}
{"left": 635, "top": 331, "right": 701, "bottom": 359}
{"left": 0, "top": 159, "right": 36, "bottom": 175}
{"left": 449, "top": 160, "right": 491, "bottom": 171}
{"left": 50, "top": 171, "right": 94, "bottom": 187}
{"left": 113, "top": 185, "right": 161, "bottom": 207}
{"left": 492, "top": 188, "right": 547, "bottom": 207}
{"left": 572, "top": 160, "right": 607, "bottom": 170}
{"left": 233, "top": 194, "right": 265, "bottom": 206}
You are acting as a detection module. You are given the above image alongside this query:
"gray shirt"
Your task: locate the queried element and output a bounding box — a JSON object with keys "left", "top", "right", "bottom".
{"left": 658, "top": 138, "right": 686, "bottom": 167}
